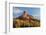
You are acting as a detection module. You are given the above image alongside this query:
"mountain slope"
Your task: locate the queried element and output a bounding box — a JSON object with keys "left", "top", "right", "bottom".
{"left": 13, "top": 11, "right": 40, "bottom": 28}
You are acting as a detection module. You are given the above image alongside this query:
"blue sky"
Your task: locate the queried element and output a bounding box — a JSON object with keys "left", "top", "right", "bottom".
{"left": 13, "top": 7, "right": 40, "bottom": 19}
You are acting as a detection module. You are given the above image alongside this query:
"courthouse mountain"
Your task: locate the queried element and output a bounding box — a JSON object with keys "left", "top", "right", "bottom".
{"left": 13, "top": 11, "right": 40, "bottom": 28}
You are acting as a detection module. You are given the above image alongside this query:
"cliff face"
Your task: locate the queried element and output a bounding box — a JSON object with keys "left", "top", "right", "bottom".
{"left": 13, "top": 11, "right": 40, "bottom": 28}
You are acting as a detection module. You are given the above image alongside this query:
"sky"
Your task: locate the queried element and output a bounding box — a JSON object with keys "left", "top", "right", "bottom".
{"left": 13, "top": 7, "right": 40, "bottom": 19}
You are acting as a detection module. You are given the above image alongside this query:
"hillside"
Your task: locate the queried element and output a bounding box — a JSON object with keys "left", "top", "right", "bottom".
{"left": 13, "top": 11, "right": 40, "bottom": 28}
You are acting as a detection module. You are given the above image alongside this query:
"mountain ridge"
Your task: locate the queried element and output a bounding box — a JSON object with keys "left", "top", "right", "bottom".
{"left": 13, "top": 11, "right": 40, "bottom": 28}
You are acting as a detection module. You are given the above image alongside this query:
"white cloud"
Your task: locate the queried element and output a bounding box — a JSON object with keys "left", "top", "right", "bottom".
{"left": 32, "top": 15, "right": 40, "bottom": 20}
{"left": 13, "top": 8, "right": 23, "bottom": 18}
{"left": 13, "top": 8, "right": 23, "bottom": 14}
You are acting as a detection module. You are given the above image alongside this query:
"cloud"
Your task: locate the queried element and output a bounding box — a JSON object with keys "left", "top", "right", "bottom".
{"left": 13, "top": 8, "right": 23, "bottom": 18}
{"left": 13, "top": 8, "right": 23, "bottom": 14}
{"left": 33, "top": 15, "right": 40, "bottom": 20}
